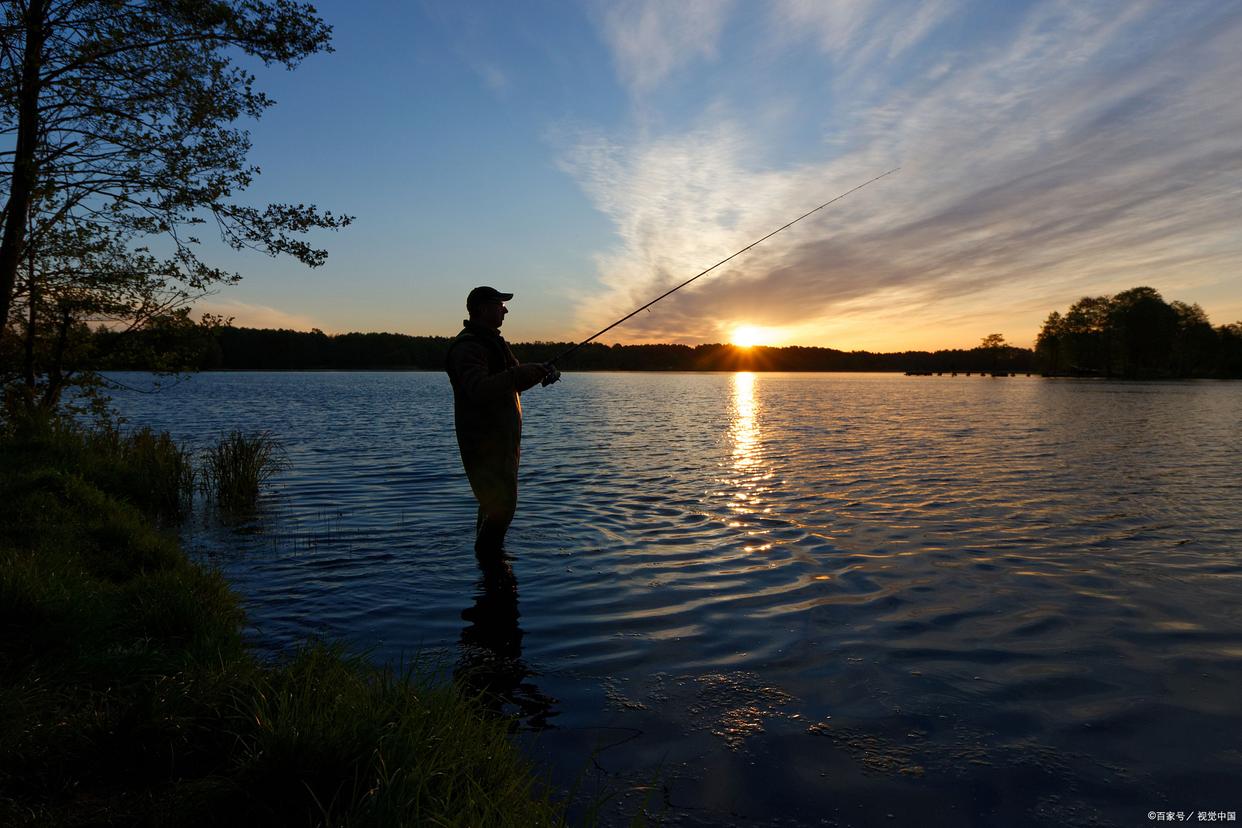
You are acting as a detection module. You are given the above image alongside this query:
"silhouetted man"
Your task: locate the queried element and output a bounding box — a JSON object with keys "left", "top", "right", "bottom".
{"left": 446, "top": 286, "right": 559, "bottom": 554}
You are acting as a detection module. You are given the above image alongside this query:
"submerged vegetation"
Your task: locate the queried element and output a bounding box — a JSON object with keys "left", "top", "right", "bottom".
{"left": 0, "top": 417, "right": 572, "bottom": 826}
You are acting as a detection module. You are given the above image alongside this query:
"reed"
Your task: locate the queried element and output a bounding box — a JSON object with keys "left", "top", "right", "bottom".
{"left": 201, "top": 429, "right": 285, "bottom": 511}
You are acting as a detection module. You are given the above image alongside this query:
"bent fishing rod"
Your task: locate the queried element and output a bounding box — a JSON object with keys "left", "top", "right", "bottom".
{"left": 544, "top": 166, "right": 900, "bottom": 374}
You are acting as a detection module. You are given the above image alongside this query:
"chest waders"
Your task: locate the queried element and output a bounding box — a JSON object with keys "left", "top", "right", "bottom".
{"left": 447, "top": 326, "right": 522, "bottom": 555}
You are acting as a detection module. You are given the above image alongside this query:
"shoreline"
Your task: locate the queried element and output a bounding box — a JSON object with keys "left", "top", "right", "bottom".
{"left": 0, "top": 418, "right": 576, "bottom": 825}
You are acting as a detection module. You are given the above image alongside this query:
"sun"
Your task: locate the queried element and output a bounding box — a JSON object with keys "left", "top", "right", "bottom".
{"left": 731, "top": 325, "right": 773, "bottom": 348}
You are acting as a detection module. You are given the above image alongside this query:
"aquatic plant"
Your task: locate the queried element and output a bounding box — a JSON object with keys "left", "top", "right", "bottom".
{"left": 201, "top": 429, "right": 286, "bottom": 512}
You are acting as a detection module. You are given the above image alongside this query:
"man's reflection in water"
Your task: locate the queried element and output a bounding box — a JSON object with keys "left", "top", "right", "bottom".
{"left": 456, "top": 553, "right": 557, "bottom": 728}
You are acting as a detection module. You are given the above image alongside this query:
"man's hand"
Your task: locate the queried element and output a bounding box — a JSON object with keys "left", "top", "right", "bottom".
{"left": 514, "top": 363, "right": 548, "bottom": 390}
{"left": 540, "top": 363, "right": 561, "bottom": 386}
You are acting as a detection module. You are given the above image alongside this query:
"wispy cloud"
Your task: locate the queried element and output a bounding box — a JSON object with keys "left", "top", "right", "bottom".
{"left": 569, "top": 0, "right": 1242, "bottom": 349}
{"left": 598, "top": 0, "right": 734, "bottom": 96}
{"left": 474, "top": 62, "right": 509, "bottom": 94}
{"left": 421, "top": 2, "right": 513, "bottom": 97}
{"left": 769, "top": 0, "right": 962, "bottom": 91}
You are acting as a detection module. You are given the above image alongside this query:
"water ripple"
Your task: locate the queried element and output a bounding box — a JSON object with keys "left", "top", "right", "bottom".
{"left": 104, "top": 370, "right": 1242, "bottom": 826}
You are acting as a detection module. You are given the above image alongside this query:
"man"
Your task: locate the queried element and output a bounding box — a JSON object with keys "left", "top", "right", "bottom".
{"left": 446, "top": 286, "right": 559, "bottom": 554}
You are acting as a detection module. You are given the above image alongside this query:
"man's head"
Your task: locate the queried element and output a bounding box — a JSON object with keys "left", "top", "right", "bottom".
{"left": 466, "top": 285, "right": 513, "bottom": 330}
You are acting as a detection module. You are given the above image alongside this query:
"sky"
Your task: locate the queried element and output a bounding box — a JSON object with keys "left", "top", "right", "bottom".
{"left": 198, "top": 0, "right": 1242, "bottom": 352}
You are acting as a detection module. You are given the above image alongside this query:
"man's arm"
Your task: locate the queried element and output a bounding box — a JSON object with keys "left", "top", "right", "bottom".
{"left": 449, "top": 341, "right": 546, "bottom": 402}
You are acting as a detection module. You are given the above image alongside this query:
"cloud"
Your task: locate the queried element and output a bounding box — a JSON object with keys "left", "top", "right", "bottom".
{"left": 420, "top": 3, "right": 512, "bottom": 96}
{"left": 475, "top": 62, "right": 509, "bottom": 93}
{"left": 598, "top": 0, "right": 734, "bottom": 95}
{"left": 769, "top": 0, "right": 962, "bottom": 85}
{"left": 564, "top": 1, "right": 1242, "bottom": 349}
{"left": 194, "top": 299, "right": 324, "bottom": 332}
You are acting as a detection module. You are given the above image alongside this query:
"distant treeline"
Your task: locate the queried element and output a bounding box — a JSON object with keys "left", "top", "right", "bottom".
{"left": 97, "top": 286, "right": 1242, "bottom": 378}
{"left": 96, "top": 326, "right": 1035, "bottom": 374}
{"left": 1035, "top": 286, "right": 1242, "bottom": 378}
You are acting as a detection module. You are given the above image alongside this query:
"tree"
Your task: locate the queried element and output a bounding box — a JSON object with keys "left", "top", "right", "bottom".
{"left": 1169, "top": 300, "right": 1216, "bottom": 377}
{"left": 1109, "top": 286, "right": 1177, "bottom": 378}
{"left": 1062, "top": 296, "right": 1113, "bottom": 375}
{"left": 979, "top": 332, "right": 1007, "bottom": 372}
{"left": 1217, "top": 322, "right": 1242, "bottom": 377}
{"left": 0, "top": 0, "right": 351, "bottom": 412}
{"left": 1034, "top": 289, "right": 1240, "bottom": 379}
{"left": 3, "top": 217, "right": 225, "bottom": 412}
{"left": 1035, "top": 311, "right": 1065, "bottom": 374}
{"left": 979, "top": 333, "right": 1006, "bottom": 350}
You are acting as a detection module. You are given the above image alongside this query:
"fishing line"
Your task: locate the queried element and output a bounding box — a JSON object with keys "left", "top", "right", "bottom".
{"left": 547, "top": 167, "right": 900, "bottom": 368}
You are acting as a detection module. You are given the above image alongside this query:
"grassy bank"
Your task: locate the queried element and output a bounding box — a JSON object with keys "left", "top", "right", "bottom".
{"left": 0, "top": 419, "right": 569, "bottom": 826}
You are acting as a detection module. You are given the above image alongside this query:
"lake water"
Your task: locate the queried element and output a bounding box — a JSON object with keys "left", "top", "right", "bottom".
{"left": 104, "top": 371, "right": 1242, "bottom": 826}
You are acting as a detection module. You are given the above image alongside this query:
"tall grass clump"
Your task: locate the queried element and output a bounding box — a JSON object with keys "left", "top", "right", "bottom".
{"left": 89, "top": 425, "right": 197, "bottom": 518}
{"left": 229, "top": 643, "right": 569, "bottom": 826}
{"left": 0, "top": 412, "right": 195, "bottom": 519}
{"left": 201, "top": 429, "right": 286, "bottom": 511}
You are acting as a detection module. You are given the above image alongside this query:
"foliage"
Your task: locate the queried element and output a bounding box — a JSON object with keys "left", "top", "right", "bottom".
{"left": 978, "top": 333, "right": 1012, "bottom": 372}
{"left": 0, "top": 0, "right": 351, "bottom": 417}
{"left": 979, "top": 333, "right": 1006, "bottom": 350}
{"left": 200, "top": 428, "right": 285, "bottom": 512}
{"left": 1034, "top": 286, "right": 1240, "bottom": 378}
{"left": 0, "top": 422, "right": 575, "bottom": 826}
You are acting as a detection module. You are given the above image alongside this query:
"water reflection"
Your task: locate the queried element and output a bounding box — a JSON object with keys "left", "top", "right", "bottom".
{"left": 727, "top": 372, "right": 775, "bottom": 551}
{"left": 731, "top": 371, "right": 759, "bottom": 470}
{"left": 455, "top": 554, "right": 557, "bottom": 728}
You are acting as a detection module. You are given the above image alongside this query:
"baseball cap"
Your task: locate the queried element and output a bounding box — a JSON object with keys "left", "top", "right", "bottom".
{"left": 466, "top": 285, "right": 514, "bottom": 313}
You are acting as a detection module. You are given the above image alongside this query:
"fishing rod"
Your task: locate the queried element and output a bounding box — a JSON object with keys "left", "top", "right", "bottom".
{"left": 544, "top": 166, "right": 900, "bottom": 376}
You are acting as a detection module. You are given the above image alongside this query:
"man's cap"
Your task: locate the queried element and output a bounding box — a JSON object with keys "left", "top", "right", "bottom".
{"left": 467, "top": 285, "right": 513, "bottom": 311}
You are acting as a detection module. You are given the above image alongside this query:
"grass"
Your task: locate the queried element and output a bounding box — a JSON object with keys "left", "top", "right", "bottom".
{"left": 201, "top": 429, "right": 286, "bottom": 512}
{"left": 2, "top": 414, "right": 196, "bottom": 519}
{"left": 0, "top": 416, "right": 575, "bottom": 826}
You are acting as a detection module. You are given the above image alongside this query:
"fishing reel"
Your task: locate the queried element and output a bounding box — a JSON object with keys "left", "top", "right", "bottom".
{"left": 540, "top": 362, "right": 561, "bottom": 386}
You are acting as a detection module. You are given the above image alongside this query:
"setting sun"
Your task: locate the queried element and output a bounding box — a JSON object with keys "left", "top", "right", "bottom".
{"left": 731, "top": 325, "right": 776, "bottom": 348}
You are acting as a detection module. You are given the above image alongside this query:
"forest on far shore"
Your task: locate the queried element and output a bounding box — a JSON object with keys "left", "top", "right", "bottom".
{"left": 95, "top": 326, "right": 1036, "bottom": 374}
{"left": 87, "top": 285, "right": 1241, "bottom": 378}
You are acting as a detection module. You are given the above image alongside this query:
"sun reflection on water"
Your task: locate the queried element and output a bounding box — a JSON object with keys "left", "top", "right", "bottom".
{"left": 731, "top": 371, "right": 758, "bottom": 469}
{"left": 727, "top": 372, "right": 776, "bottom": 530}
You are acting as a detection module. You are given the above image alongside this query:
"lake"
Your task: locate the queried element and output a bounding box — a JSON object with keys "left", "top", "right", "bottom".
{"left": 103, "top": 371, "right": 1242, "bottom": 826}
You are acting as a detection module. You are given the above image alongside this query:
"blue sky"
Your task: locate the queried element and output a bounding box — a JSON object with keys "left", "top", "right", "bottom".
{"left": 200, "top": 0, "right": 1242, "bottom": 351}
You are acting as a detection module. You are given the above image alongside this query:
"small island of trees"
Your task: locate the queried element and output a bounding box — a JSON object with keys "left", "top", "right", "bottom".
{"left": 1035, "top": 286, "right": 1242, "bottom": 378}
